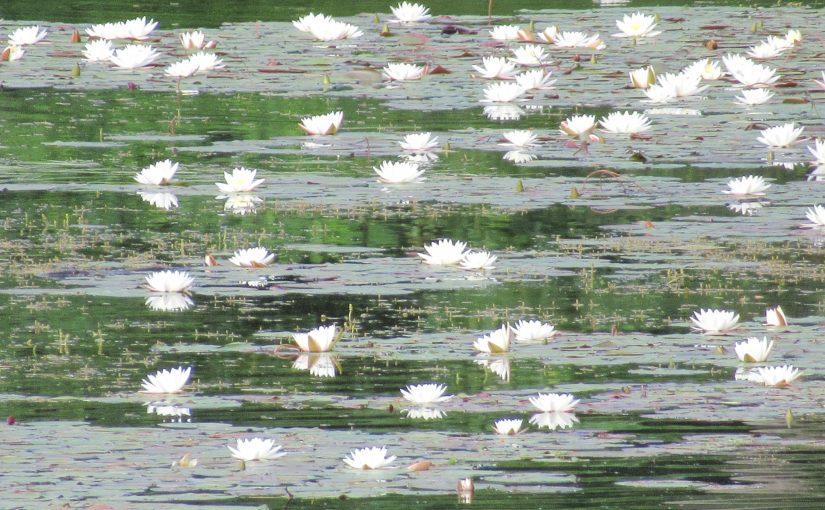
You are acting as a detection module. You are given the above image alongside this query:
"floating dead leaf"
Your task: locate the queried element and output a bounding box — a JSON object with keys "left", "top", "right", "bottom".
{"left": 408, "top": 460, "right": 434, "bottom": 472}
{"left": 441, "top": 25, "right": 477, "bottom": 35}
{"left": 783, "top": 97, "right": 809, "bottom": 104}
{"left": 704, "top": 39, "right": 718, "bottom": 50}
{"left": 429, "top": 65, "right": 451, "bottom": 74}
{"left": 700, "top": 25, "right": 730, "bottom": 29}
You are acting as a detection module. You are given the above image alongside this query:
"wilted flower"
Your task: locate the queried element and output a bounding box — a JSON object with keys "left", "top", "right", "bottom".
{"left": 383, "top": 62, "right": 427, "bottom": 81}
{"left": 757, "top": 123, "right": 804, "bottom": 148}
{"left": 83, "top": 39, "right": 114, "bottom": 62}
{"left": 374, "top": 160, "right": 425, "bottom": 183}
{"left": 734, "top": 336, "right": 774, "bottom": 363}
{"left": 512, "top": 320, "right": 556, "bottom": 342}
{"left": 473, "top": 324, "right": 513, "bottom": 354}
{"left": 722, "top": 175, "right": 770, "bottom": 196}
{"left": 613, "top": 12, "right": 661, "bottom": 38}
{"left": 734, "top": 88, "right": 774, "bottom": 106}
{"left": 343, "top": 446, "right": 396, "bottom": 470}
{"left": 481, "top": 82, "right": 526, "bottom": 103}
{"left": 753, "top": 365, "right": 801, "bottom": 387}
{"left": 460, "top": 251, "right": 497, "bottom": 270}
{"left": 228, "top": 438, "right": 286, "bottom": 461}
{"left": 598, "top": 111, "right": 651, "bottom": 135}
{"left": 110, "top": 44, "right": 159, "bottom": 69}
{"left": 690, "top": 308, "right": 739, "bottom": 334}
{"left": 144, "top": 270, "right": 194, "bottom": 293}
{"left": 529, "top": 393, "right": 579, "bottom": 413}
{"left": 293, "top": 324, "right": 338, "bottom": 352}
{"left": 401, "top": 383, "right": 453, "bottom": 404}
{"left": 529, "top": 411, "right": 579, "bottom": 430}
{"left": 472, "top": 56, "right": 516, "bottom": 80}
{"left": 134, "top": 159, "right": 179, "bottom": 185}
{"left": 229, "top": 247, "right": 276, "bottom": 268}
{"left": 300, "top": 111, "right": 344, "bottom": 135}
{"left": 493, "top": 418, "right": 524, "bottom": 435}
{"left": 141, "top": 366, "right": 192, "bottom": 393}
{"left": 418, "top": 239, "right": 468, "bottom": 265}
{"left": 510, "top": 44, "right": 548, "bottom": 66}
{"left": 765, "top": 305, "right": 787, "bottom": 326}
{"left": 390, "top": 2, "right": 431, "bottom": 23}
{"left": 8, "top": 25, "right": 47, "bottom": 46}
{"left": 215, "top": 167, "right": 264, "bottom": 193}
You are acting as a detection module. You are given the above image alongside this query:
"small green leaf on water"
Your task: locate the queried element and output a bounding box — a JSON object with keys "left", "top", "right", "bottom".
{"left": 786, "top": 408, "right": 794, "bottom": 428}
{"left": 516, "top": 179, "right": 524, "bottom": 192}
{"left": 570, "top": 186, "right": 580, "bottom": 198}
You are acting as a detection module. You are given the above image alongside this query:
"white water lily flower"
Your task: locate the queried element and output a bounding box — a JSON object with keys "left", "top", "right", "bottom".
{"left": 460, "top": 251, "right": 497, "bottom": 270}
{"left": 187, "top": 51, "right": 224, "bottom": 74}
{"left": 730, "top": 61, "right": 779, "bottom": 87}
{"left": 805, "top": 205, "right": 825, "bottom": 227}
{"left": 292, "top": 13, "right": 333, "bottom": 32}
{"left": 629, "top": 66, "right": 655, "bottom": 89}
{"left": 141, "top": 366, "right": 191, "bottom": 393}
{"left": 86, "top": 22, "right": 126, "bottom": 40}
{"left": 399, "top": 132, "right": 438, "bottom": 152}
{"left": 305, "top": 18, "right": 362, "bottom": 41}
{"left": 554, "top": 31, "right": 605, "bottom": 50}
{"left": 472, "top": 56, "right": 516, "bottom": 80}
{"left": 165, "top": 58, "right": 200, "bottom": 78}
{"left": 481, "top": 82, "right": 526, "bottom": 103}
{"left": 390, "top": 2, "right": 431, "bottom": 23}
{"left": 216, "top": 167, "right": 264, "bottom": 193}
{"left": 343, "top": 446, "right": 396, "bottom": 470}
{"left": 747, "top": 39, "right": 788, "bottom": 59}
{"left": 110, "top": 44, "right": 159, "bottom": 69}
{"left": 537, "top": 26, "right": 558, "bottom": 43}
{"left": 754, "top": 365, "right": 801, "bottom": 387}
{"left": 145, "top": 293, "right": 193, "bottom": 312}
{"left": 680, "top": 58, "right": 721, "bottom": 81}
{"left": 300, "top": 111, "right": 344, "bottom": 135}
{"left": 83, "top": 39, "right": 114, "bottom": 62}
{"left": 383, "top": 62, "right": 426, "bottom": 82}
{"left": 228, "top": 438, "right": 286, "bottom": 461}
{"left": 493, "top": 418, "right": 524, "bottom": 435}
{"left": 418, "top": 239, "right": 468, "bottom": 265}
{"left": 510, "top": 44, "right": 548, "bottom": 66}
{"left": 560, "top": 114, "right": 596, "bottom": 139}
{"left": 134, "top": 159, "right": 179, "bottom": 185}
{"left": 293, "top": 353, "right": 337, "bottom": 377}
{"left": 765, "top": 306, "right": 788, "bottom": 326}
{"left": 145, "top": 270, "right": 194, "bottom": 293}
{"left": 529, "top": 392, "right": 579, "bottom": 413}
{"left": 785, "top": 29, "right": 801, "bottom": 45}
{"left": 293, "top": 324, "right": 338, "bottom": 353}
{"left": 512, "top": 320, "right": 556, "bottom": 342}
{"left": 722, "top": 175, "right": 770, "bottom": 196}
{"left": 757, "top": 123, "right": 804, "bottom": 148}
{"left": 690, "top": 308, "right": 739, "bottom": 334}
{"left": 374, "top": 160, "right": 425, "bottom": 183}
{"left": 501, "top": 130, "right": 538, "bottom": 148}
{"left": 1, "top": 45, "right": 24, "bottom": 61}
{"left": 229, "top": 247, "right": 276, "bottom": 268}
{"left": 734, "top": 88, "right": 774, "bottom": 106}
{"left": 489, "top": 25, "right": 523, "bottom": 42}
{"left": 642, "top": 82, "right": 676, "bottom": 103}
{"left": 599, "top": 111, "right": 651, "bottom": 134}
{"left": 807, "top": 139, "right": 825, "bottom": 165}
{"left": 734, "top": 336, "right": 774, "bottom": 363}
{"left": 121, "top": 16, "right": 159, "bottom": 39}
{"left": 473, "top": 324, "right": 513, "bottom": 354}
{"left": 656, "top": 72, "right": 708, "bottom": 98}
{"left": 529, "top": 411, "right": 579, "bottom": 430}
{"left": 613, "top": 12, "right": 661, "bottom": 38}
{"left": 180, "top": 31, "right": 206, "bottom": 49}
{"left": 401, "top": 383, "right": 452, "bottom": 404}
{"left": 8, "top": 25, "right": 47, "bottom": 46}
{"left": 404, "top": 407, "right": 446, "bottom": 419}
{"left": 515, "top": 69, "right": 555, "bottom": 91}
{"left": 721, "top": 53, "right": 752, "bottom": 75}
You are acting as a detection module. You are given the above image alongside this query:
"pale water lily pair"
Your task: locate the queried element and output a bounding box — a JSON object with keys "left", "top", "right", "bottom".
{"left": 418, "top": 239, "right": 497, "bottom": 271}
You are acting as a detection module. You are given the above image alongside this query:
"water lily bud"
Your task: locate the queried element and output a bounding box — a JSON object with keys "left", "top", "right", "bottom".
{"left": 71, "top": 63, "right": 80, "bottom": 77}
{"left": 590, "top": 53, "right": 597, "bottom": 64}
{"left": 204, "top": 254, "right": 218, "bottom": 266}
{"left": 70, "top": 29, "right": 81, "bottom": 43}
{"left": 373, "top": 13, "right": 380, "bottom": 23}
{"left": 516, "top": 179, "right": 524, "bottom": 192}
{"left": 786, "top": 408, "right": 794, "bottom": 428}
{"left": 570, "top": 186, "right": 581, "bottom": 198}
{"left": 380, "top": 24, "right": 392, "bottom": 36}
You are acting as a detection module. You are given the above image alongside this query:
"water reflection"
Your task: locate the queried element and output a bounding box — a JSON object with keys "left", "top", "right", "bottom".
{"left": 292, "top": 353, "right": 339, "bottom": 378}
{"left": 727, "top": 200, "right": 767, "bottom": 216}
{"left": 403, "top": 407, "right": 446, "bottom": 420}
{"left": 503, "top": 150, "right": 537, "bottom": 164}
{"left": 474, "top": 355, "right": 510, "bottom": 382}
{"left": 146, "top": 401, "right": 192, "bottom": 423}
{"left": 808, "top": 165, "right": 825, "bottom": 181}
{"left": 529, "top": 411, "right": 578, "bottom": 430}
{"left": 218, "top": 193, "right": 262, "bottom": 215}
{"left": 484, "top": 104, "right": 523, "bottom": 121}
{"left": 137, "top": 191, "right": 179, "bottom": 210}
{"left": 145, "top": 293, "right": 194, "bottom": 312}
